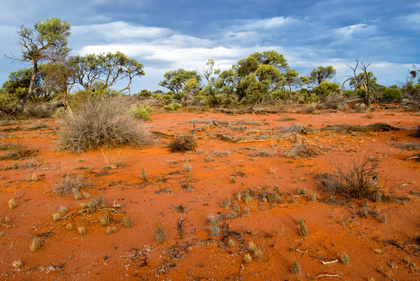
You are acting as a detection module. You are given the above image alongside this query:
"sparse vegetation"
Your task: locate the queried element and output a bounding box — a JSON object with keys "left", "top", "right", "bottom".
{"left": 156, "top": 223, "right": 167, "bottom": 243}
{"left": 291, "top": 261, "right": 301, "bottom": 274}
{"left": 208, "top": 216, "right": 220, "bottom": 237}
{"left": 30, "top": 238, "right": 40, "bottom": 252}
{"left": 243, "top": 254, "right": 252, "bottom": 264}
{"left": 221, "top": 196, "right": 231, "bottom": 208}
{"left": 53, "top": 175, "right": 91, "bottom": 196}
{"left": 123, "top": 217, "right": 133, "bottom": 228}
{"left": 299, "top": 223, "right": 308, "bottom": 236}
{"left": 183, "top": 161, "right": 192, "bottom": 173}
{"left": 141, "top": 168, "right": 147, "bottom": 181}
{"left": 78, "top": 227, "right": 86, "bottom": 236}
{"left": 169, "top": 136, "right": 197, "bottom": 153}
{"left": 340, "top": 253, "right": 349, "bottom": 264}
{"left": 58, "top": 97, "right": 152, "bottom": 152}
{"left": 8, "top": 198, "right": 17, "bottom": 209}
{"left": 13, "top": 260, "right": 24, "bottom": 269}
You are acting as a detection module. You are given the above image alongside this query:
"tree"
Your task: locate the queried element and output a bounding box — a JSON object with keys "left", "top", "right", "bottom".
{"left": 310, "top": 66, "right": 336, "bottom": 85}
{"left": 214, "top": 50, "right": 292, "bottom": 106}
{"left": 342, "top": 56, "right": 376, "bottom": 108}
{"left": 159, "top": 69, "right": 201, "bottom": 94}
{"left": 11, "top": 18, "right": 71, "bottom": 105}
{"left": 69, "top": 52, "right": 145, "bottom": 94}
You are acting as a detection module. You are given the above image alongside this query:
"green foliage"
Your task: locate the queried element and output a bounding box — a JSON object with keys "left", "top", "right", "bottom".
{"left": 163, "top": 103, "right": 182, "bottom": 111}
{"left": 68, "top": 52, "right": 144, "bottom": 94}
{"left": 128, "top": 106, "right": 153, "bottom": 120}
{"left": 137, "top": 89, "right": 152, "bottom": 98}
{"left": 310, "top": 66, "right": 336, "bottom": 85}
{"left": 0, "top": 89, "right": 20, "bottom": 108}
{"left": 159, "top": 69, "right": 201, "bottom": 94}
{"left": 381, "top": 86, "right": 401, "bottom": 102}
{"left": 313, "top": 81, "right": 340, "bottom": 98}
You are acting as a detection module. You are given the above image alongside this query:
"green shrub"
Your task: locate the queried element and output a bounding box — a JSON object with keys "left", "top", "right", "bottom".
{"left": 381, "top": 87, "right": 401, "bottom": 102}
{"left": 163, "top": 104, "right": 174, "bottom": 111}
{"left": 172, "top": 103, "right": 182, "bottom": 110}
{"left": 128, "top": 106, "right": 153, "bottom": 120}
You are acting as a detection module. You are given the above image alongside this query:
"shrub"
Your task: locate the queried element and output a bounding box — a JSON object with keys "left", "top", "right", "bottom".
{"left": 78, "top": 227, "right": 86, "bottom": 236}
{"left": 52, "top": 175, "right": 91, "bottom": 196}
{"left": 58, "top": 97, "right": 152, "bottom": 152}
{"left": 128, "top": 106, "right": 153, "bottom": 120}
{"left": 340, "top": 253, "right": 349, "bottom": 264}
{"left": 163, "top": 104, "right": 174, "bottom": 111}
{"left": 30, "top": 238, "right": 40, "bottom": 252}
{"left": 243, "top": 254, "right": 252, "bottom": 264}
{"left": 381, "top": 87, "right": 401, "bottom": 102}
{"left": 320, "top": 154, "right": 380, "bottom": 199}
{"left": 169, "top": 136, "right": 197, "bottom": 153}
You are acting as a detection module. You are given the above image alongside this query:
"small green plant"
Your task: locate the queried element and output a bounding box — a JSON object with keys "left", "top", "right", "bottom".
{"left": 230, "top": 176, "right": 236, "bottom": 183}
{"left": 340, "top": 253, "right": 349, "bottom": 264}
{"left": 243, "top": 254, "right": 252, "bottom": 264}
{"left": 221, "top": 196, "right": 231, "bottom": 208}
{"left": 78, "top": 227, "right": 86, "bottom": 236}
{"left": 128, "top": 106, "right": 153, "bottom": 120}
{"left": 8, "top": 198, "right": 17, "bottom": 209}
{"left": 156, "top": 223, "right": 167, "bottom": 243}
{"left": 123, "top": 217, "right": 133, "bottom": 228}
{"left": 30, "top": 238, "right": 40, "bottom": 252}
{"left": 208, "top": 216, "right": 220, "bottom": 237}
{"left": 291, "top": 261, "right": 301, "bottom": 274}
{"left": 13, "top": 260, "right": 24, "bottom": 269}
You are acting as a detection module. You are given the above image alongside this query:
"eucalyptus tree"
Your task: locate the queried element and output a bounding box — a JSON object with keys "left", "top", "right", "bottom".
{"left": 11, "top": 18, "right": 71, "bottom": 105}
{"left": 159, "top": 69, "right": 201, "bottom": 94}
{"left": 69, "top": 52, "right": 145, "bottom": 95}
{"left": 309, "top": 66, "right": 336, "bottom": 85}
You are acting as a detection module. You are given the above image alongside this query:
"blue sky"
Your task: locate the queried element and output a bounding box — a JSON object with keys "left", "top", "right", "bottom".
{"left": 0, "top": 0, "right": 419, "bottom": 92}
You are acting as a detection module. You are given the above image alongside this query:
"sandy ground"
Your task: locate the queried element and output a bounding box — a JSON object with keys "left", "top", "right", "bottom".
{"left": 0, "top": 107, "right": 419, "bottom": 280}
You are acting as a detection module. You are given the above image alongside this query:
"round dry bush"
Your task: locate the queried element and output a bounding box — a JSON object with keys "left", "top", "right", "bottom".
{"left": 169, "top": 136, "right": 197, "bottom": 153}
{"left": 58, "top": 97, "right": 153, "bottom": 152}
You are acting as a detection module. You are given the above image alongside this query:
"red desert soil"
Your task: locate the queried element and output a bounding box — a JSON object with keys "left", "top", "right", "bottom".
{"left": 0, "top": 107, "right": 419, "bottom": 280}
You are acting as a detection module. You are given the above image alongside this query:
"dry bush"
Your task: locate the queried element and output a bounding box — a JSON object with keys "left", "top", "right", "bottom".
{"left": 169, "top": 136, "right": 197, "bottom": 153}
{"left": 411, "top": 126, "right": 420, "bottom": 138}
{"left": 284, "top": 143, "right": 322, "bottom": 159}
{"left": 25, "top": 104, "right": 54, "bottom": 118}
{"left": 319, "top": 94, "right": 346, "bottom": 110}
{"left": 0, "top": 142, "right": 38, "bottom": 160}
{"left": 249, "top": 149, "right": 275, "bottom": 157}
{"left": 58, "top": 97, "right": 153, "bottom": 152}
{"left": 52, "top": 175, "right": 92, "bottom": 196}
{"left": 394, "top": 143, "right": 420, "bottom": 150}
{"left": 319, "top": 154, "right": 380, "bottom": 199}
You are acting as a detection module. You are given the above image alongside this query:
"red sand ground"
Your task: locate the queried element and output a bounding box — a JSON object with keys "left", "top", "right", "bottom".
{"left": 0, "top": 107, "right": 419, "bottom": 280}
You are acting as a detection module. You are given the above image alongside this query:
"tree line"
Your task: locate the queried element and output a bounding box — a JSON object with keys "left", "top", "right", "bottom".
{"left": 1, "top": 18, "right": 419, "bottom": 117}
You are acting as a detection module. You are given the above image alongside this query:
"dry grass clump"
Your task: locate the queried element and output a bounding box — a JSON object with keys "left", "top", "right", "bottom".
{"left": 123, "top": 217, "right": 133, "bottom": 228}
{"left": 183, "top": 161, "right": 192, "bottom": 173}
{"left": 106, "top": 226, "right": 118, "bottom": 234}
{"left": 284, "top": 143, "right": 322, "bottom": 159}
{"left": 208, "top": 216, "right": 220, "bottom": 237}
{"left": 8, "top": 198, "right": 17, "bottom": 209}
{"left": 299, "top": 223, "right": 308, "bottom": 236}
{"left": 411, "top": 126, "right": 420, "bottom": 138}
{"left": 58, "top": 97, "right": 152, "bottom": 152}
{"left": 52, "top": 212, "right": 61, "bottom": 222}
{"left": 78, "top": 227, "right": 86, "bottom": 236}
{"left": 340, "top": 253, "right": 349, "bottom": 264}
{"left": 243, "top": 254, "right": 252, "bottom": 264}
{"left": 13, "top": 260, "right": 24, "bottom": 269}
{"left": 52, "top": 175, "right": 92, "bottom": 196}
{"left": 156, "top": 223, "right": 166, "bottom": 243}
{"left": 100, "top": 215, "right": 110, "bottom": 226}
{"left": 30, "top": 238, "right": 40, "bottom": 252}
{"left": 394, "top": 143, "right": 420, "bottom": 150}
{"left": 221, "top": 196, "right": 231, "bottom": 208}
{"left": 169, "top": 136, "right": 197, "bottom": 153}
{"left": 66, "top": 223, "right": 73, "bottom": 231}
{"left": 291, "top": 261, "right": 301, "bottom": 274}
{"left": 248, "top": 150, "right": 274, "bottom": 157}
{"left": 0, "top": 142, "right": 38, "bottom": 160}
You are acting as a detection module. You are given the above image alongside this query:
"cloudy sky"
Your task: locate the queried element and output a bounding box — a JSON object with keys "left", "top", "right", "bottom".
{"left": 0, "top": 0, "right": 419, "bottom": 92}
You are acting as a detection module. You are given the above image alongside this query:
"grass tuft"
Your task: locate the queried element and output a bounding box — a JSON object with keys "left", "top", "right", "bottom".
{"left": 156, "top": 223, "right": 167, "bottom": 243}
{"left": 291, "top": 261, "right": 301, "bottom": 274}
{"left": 30, "top": 238, "right": 40, "bottom": 252}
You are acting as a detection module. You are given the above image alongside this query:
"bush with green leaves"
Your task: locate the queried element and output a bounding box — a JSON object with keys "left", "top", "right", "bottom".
{"left": 58, "top": 96, "right": 152, "bottom": 152}
{"left": 128, "top": 106, "right": 153, "bottom": 120}
{"left": 381, "top": 86, "right": 401, "bottom": 102}
{"left": 163, "top": 103, "right": 182, "bottom": 111}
